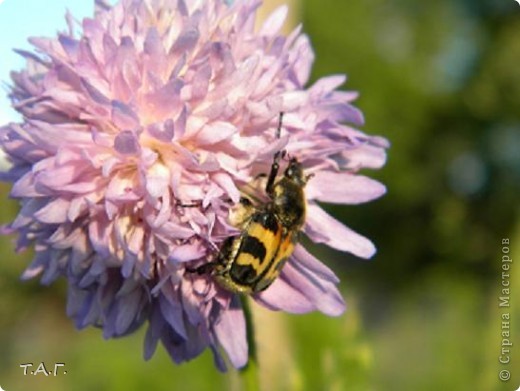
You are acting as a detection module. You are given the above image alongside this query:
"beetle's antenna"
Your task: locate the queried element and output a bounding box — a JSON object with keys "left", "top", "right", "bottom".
{"left": 275, "top": 112, "right": 284, "bottom": 139}
{"left": 266, "top": 112, "right": 285, "bottom": 196}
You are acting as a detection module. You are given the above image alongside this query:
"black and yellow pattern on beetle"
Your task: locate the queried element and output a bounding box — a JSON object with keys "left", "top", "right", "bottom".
{"left": 190, "top": 114, "right": 310, "bottom": 294}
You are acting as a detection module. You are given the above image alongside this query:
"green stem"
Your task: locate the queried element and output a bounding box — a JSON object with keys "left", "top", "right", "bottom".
{"left": 239, "top": 295, "right": 260, "bottom": 391}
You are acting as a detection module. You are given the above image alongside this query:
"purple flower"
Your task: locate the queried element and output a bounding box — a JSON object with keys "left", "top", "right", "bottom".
{"left": 0, "top": 0, "right": 388, "bottom": 370}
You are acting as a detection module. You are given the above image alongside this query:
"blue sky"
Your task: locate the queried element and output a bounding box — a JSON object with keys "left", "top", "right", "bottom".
{"left": 0, "top": 0, "right": 95, "bottom": 124}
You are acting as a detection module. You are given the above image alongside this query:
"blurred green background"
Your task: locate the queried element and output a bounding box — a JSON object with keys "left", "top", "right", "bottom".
{"left": 0, "top": 0, "right": 519, "bottom": 390}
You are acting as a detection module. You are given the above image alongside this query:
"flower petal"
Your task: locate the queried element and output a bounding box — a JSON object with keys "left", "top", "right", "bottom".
{"left": 304, "top": 203, "right": 376, "bottom": 258}
{"left": 212, "top": 172, "right": 240, "bottom": 203}
{"left": 281, "top": 260, "right": 345, "bottom": 316}
{"left": 33, "top": 198, "right": 70, "bottom": 224}
{"left": 159, "top": 295, "right": 187, "bottom": 340}
{"left": 194, "top": 121, "right": 237, "bottom": 146}
{"left": 341, "top": 143, "right": 388, "bottom": 170}
{"left": 291, "top": 244, "right": 339, "bottom": 284}
{"left": 254, "top": 276, "right": 316, "bottom": 314}
{"left": 306, "top": 171, "right": 386, "bottom": 204}
{"left": 111, "top": 100, "right": 140, "bottom": 129}
{"left": 168, "top": 243, "right": 206, "bottom": 263}
{"left": 114, "top": 130, "right": 141, "bottom": 155}
{"left": 115, "top": 288, "right": 144, "bottom": 335}
{"left": 259, "top": 5, "right": 288, "bottom": 37}
{"left": 213, "top": 296, "right": 248, "bottom": 368}
{"left": 310, "top": 75, "right": 347, "bottom": 95}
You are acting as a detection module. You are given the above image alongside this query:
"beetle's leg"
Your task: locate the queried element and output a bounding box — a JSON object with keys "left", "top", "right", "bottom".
{"left": 186, "top": 262, "right": 216, "bottom": 275}
{"left": 185, "top": 237, "right": 235, "bottom": 275}
{"left": 176, "top": 199, "right": 202, "bottom": 207}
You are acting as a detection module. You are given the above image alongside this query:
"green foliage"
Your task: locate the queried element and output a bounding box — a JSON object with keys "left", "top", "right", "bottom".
{"left": 302, "top": 0, "right": 520, "bottom": 389}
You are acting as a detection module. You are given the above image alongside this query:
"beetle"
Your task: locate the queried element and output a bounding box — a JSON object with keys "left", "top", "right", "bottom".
{"left": 190, "top": 113, "right": 310, "bottom": 294}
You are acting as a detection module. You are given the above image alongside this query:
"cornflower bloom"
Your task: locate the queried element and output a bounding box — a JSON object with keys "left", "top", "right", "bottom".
{"left": 0, "top": 0, "right": 388, "bottom": 370}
